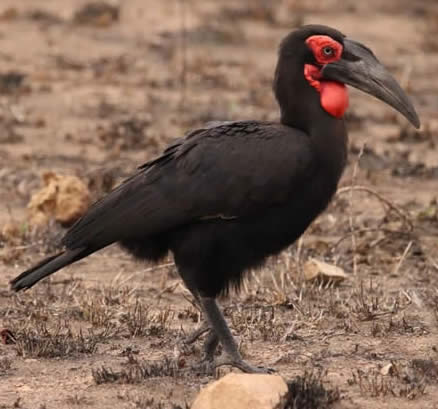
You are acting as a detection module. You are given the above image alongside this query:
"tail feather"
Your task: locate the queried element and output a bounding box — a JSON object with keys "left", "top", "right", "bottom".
{"left": 10, "top": 247, "right": 91, "bottom": 291}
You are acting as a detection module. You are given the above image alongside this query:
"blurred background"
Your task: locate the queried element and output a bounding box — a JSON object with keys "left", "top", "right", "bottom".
{"left": 0, "top": 1, "right": 438, "bottom": 408}
{"left": 1, "top": 0, "right": 437, "bottom": 254}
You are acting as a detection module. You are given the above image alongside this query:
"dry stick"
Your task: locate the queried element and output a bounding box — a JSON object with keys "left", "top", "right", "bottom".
{"left": 337, "top": 185, "right": 414, "bottom": 231}
{"left": 347, "top": 144, "right": 366, "bottom": 276}
{"left": 156, "top": 281, "right": 181, "bottom": 298}
{"left": 5, "top": 243, "right": 40, "bottom": 251}
{"left": 391, "top": 240, "right": 412, "bottom": 277}
{"left": 295, "top": 235, "right": 305, "bottom": 280}
{"left": 331, "top": 227, "right": 410, "bottom": 252}
{"left": 136, "top": 262, "right": 175, "bottom": 275}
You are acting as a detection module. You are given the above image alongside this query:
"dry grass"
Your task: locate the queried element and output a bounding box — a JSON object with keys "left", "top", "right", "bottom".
{"left": 13, "top": 323, "right": 101, "bottom": 359}
{"left": 285, "top": 370, "right": 341, "bottom": 409}
{"left": 2, "top": 220, "right": 438, "bottom": 406}
{"left": 115, "top": 393, "right": 188, "bottom": 409}
{"left": 92, "top": 356, "right": 184, "bottom": 385}
{"left": 346, "top": 359, "right": 435, "bottom": 400}
{"left": 0, "top": 357, "right": 12, "bottom": 375}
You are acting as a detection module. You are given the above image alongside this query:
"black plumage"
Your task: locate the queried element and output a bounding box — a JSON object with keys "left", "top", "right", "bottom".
{"left": 11, "top": 25, "right": 419, "bottom": 373}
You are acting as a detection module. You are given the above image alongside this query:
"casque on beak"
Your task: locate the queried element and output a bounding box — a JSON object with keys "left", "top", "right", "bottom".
{"left": 322, "top": 38, "right": 421, "bottom": 129}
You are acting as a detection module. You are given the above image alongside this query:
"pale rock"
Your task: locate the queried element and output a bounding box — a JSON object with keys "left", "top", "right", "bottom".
{"left": 191, "top": 373, "right": 288, "bottom": 409}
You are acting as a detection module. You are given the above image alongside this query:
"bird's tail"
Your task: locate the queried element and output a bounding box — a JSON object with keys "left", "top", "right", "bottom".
{"left": 10, "top": 247, "right": 92, "bottom": 292}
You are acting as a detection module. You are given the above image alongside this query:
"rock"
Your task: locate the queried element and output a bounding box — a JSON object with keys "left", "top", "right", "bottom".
{"left": 303, "top": 258, "right": 348, "bottom": 284}
{"left": 191, "top": 373, "right": 288, "bottom": 409}
{"left": 28, "top": 171, "right": 91, "bottom": 227}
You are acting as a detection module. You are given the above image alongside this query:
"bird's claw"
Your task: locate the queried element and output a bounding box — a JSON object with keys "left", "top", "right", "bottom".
{"left": 185, "top": 324, "right": 210, "bottom": 345}
{"left": 192, "top": 354, "right": 275, "bottom": 375}
{"left": 214, "top": 357, "right": 276, "bottom": 374}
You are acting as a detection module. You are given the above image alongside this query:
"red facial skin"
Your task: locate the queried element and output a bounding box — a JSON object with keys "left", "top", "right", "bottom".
{"left": 304, "top": 35, "right": 349, "bottom": 119}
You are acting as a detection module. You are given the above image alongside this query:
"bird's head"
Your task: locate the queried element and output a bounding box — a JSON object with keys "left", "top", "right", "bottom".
{"left": 274, "top": 25, "right": 420, "bottom": 130}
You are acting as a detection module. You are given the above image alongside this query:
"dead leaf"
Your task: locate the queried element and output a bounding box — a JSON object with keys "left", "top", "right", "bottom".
{"left": 380, "top": 363, "right": 394, "bottom": 376}
{"left": 27, "top": 171, "right": 91, "bottom": 228}
{"left": 303, "top": 258, "right": 348, "bottom": 283}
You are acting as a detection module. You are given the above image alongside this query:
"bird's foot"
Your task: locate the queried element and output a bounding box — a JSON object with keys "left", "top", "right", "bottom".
{"left": 214, "top": 356, "right": 276, "bottom": 374}
{"left": 192, "top": 354, "right": 275, "bottom": 375}
{"left": 185, "top": 323, "right": 210, "bottom": 344}
{"left": 184, "top": 324, "right": 220, "bottom": 362}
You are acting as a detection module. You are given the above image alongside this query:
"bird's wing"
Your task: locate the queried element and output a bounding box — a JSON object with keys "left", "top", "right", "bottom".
{"left": 62, "top": 121, "right": 315, "bottom": 249}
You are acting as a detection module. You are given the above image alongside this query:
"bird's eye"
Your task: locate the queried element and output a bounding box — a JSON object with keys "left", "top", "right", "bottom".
{"left": 322, "top": 46, "right": 334, "bottom": 56}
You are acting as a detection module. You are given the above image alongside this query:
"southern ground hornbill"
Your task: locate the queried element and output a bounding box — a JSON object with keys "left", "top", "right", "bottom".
{"left": 11, "top": 25, "right": 420, "bottom": 373}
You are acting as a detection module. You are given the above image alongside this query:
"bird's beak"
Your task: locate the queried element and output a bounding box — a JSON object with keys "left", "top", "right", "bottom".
{"left": 322, "top": 39, "right": 420, "bottom": 128}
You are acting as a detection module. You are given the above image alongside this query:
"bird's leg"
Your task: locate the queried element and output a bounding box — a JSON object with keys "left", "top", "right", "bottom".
{"left": 199, "top": 296, "right": 273, "bottom": 374}
{"left": 183, "top": 285, "right": 210, "bottom": 343}
{"left": 181, "top": 284, "right": 220, "bottom": 360}
{"left": 203, "top": 328, "right": 220, "bottom": 362}
{"left": 185, "top": 322, "right": 220, "bottom": 363}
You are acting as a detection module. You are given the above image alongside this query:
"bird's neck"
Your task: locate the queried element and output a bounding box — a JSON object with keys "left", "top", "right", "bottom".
{"left": 280, "top": 94, "right": 348, "bottom": 183}
{"left": 274, "top": 57, "right": 346, "bottom": 133}
{"left": 274, "top": 61, "right": 348, "bottom": 181}
{"left": 310, "top": 115, "right": 348, "bottom": 188}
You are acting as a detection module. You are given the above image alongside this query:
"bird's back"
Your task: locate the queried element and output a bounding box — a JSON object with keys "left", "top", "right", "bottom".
{"left": 61, "top": 120, "right": 346, "bottom": 296}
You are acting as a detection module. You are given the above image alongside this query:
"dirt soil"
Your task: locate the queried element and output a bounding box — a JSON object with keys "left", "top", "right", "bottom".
{"left": 1, "top": 0, "right": 438, "bottom": 408}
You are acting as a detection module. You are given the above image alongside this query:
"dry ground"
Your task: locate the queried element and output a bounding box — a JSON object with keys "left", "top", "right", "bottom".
{"left": 1, "top": 0, "right": 438, "bottom": 408}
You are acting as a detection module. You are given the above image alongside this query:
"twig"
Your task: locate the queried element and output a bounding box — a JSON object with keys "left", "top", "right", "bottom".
{"left": 136, "top": 262, "right": 175, "bottom": 274}
{"left": 3, "top": 243, "right": 40, "bottom": 251}
{"left": 50, "top": 278, "right": 82, "bottom": 287}
{"left": 156, "top": 281, "right": 181, "bottom": 298}
{"left": 295, "top": 235, "right": 305, "bottom": 279}
{"left": 347, "top": 144, "right": 366, "bottom": 275}
{"left": 391, "top": 240, "right": 412, "bottom": 276}
{"left": 330, "top": 227, "right": 411, "bottom": 252}
{"left": 337, "top": 185, "right": 414, "bottom": 231}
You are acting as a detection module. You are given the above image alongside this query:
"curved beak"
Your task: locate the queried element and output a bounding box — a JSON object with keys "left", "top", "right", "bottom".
{"left": 322, "top": 39, "right": 420, "bottom": 129}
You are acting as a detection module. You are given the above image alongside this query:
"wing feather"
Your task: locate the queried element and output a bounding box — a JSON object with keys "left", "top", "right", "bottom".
{"left": 63, "top": 121, "right": 314, "bottom": 250}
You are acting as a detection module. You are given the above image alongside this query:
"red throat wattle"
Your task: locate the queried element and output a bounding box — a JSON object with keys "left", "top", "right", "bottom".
{"left": 319, "top": 81, "right": 348, "bottom": 118}
{"left": 304, "top": 64, "right": 349, "bottom": 118}
{"left": 304, "top": 35, "right": 349, "bottom": 119}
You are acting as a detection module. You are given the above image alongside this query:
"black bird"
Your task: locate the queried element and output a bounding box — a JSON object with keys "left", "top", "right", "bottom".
{"left": 11, "top": 25, "right": 420, "bottom": 373}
